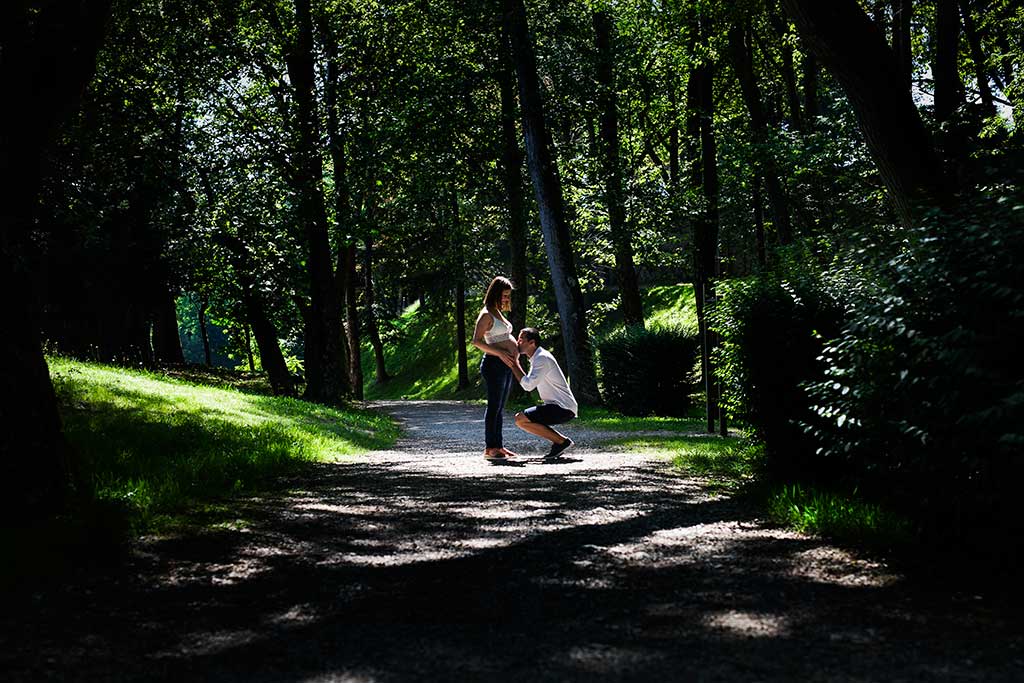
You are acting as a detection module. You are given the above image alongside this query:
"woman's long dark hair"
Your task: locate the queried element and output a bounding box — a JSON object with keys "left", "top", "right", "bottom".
{"left": 483, "top": 276, "right": 514, "bottom": 312}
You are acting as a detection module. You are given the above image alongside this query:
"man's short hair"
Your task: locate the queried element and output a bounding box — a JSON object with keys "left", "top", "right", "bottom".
{"left": 520, "top": 327, "right": 542, "bottom": 347}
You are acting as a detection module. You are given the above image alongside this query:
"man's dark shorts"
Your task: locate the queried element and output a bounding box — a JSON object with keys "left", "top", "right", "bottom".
{"left": 523, "top": 403, "right": 575, "bottom": 426}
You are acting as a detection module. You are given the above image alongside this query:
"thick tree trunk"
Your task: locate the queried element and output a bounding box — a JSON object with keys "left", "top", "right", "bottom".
{"left": 363, "top": 235, "right": 390, "bottom": 384}
{"left": 891, "top": 0, "right": 913, "bottom": 92}
{"left": 594, "top": 9, "right": 644, "bottom": 328}
{"left": 241, "top": 288, "right": 294, "bottom": 396}
{"left": 0, "top": 0, "right": 112, "bottom": 519}
{"left": 729, "top": 22, "right": 793, "bottom": 245}
{"left": 781, "top": 0, "right": 950, "bottom": 225}
{"left": 503, "top": 0, "right": 600, "bottom": 404}
{"left": 498, "top": 21, "right": 529, "bottom": 340}
{"left": 934, "top": 0, "right": 963, "bottom": 124}
{"left": 152, "top": 285, "right": 185, "bottom": 364}
{"left": 802, "top": 53, "right": 820, "bottom": 120}
{"left": 288, "top": 0, "right": 348, "bottom": 403}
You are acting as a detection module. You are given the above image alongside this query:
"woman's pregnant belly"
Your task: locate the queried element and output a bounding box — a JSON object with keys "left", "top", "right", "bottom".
{"left": 488, "top": 338, "right": 519, "bottom": 357}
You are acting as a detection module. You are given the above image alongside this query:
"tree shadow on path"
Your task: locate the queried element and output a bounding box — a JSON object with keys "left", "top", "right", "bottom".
{"left": 3, "top": 402, "right": 1023, "bottom": 682}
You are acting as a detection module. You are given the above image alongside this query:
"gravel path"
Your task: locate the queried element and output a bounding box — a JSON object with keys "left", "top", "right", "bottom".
{"left": 3, "top": 400, "right": 1022, "bottom": 681}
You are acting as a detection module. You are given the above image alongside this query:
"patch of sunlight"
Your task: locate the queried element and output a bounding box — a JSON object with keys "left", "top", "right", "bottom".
{"left": 266, "top": 604, "right": 322, "bottom": 626}
{"left": 301, "top": 673, "right": 379, "bottom": 683}
{"left": 705, "top": 610, "right": 788, "bottom": 638}
{"left": 449, "top": 506, "right": 553, "bottom": 520}
{"left": 170, "top": 629, "right": 261, "bottom": 657}
{"left": 564, "top": 644, "right": 666, "bottom": 673}
{"left": 294, "top": 503, "right": 385, "bottom": 515}
{"left": 457, "top": 537, "right": 508, "bottom": 549}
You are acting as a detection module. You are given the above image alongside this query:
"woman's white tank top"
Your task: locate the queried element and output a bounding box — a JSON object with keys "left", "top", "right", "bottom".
{"left": 483, "top": 311, "right": 513, "bottom": 344}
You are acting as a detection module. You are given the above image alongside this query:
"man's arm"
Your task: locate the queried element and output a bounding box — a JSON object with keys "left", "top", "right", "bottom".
{"left": 516, "top": 354, "right": 547, "bottom": 392}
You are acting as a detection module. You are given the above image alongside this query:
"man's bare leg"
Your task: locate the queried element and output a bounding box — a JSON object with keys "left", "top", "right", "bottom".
{"left": 514, "top": 412, "right": 567, "bottom": 444}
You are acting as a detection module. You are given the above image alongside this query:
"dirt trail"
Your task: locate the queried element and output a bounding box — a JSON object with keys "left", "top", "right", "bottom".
{"left": 2, "top": 400, "right": 1022, "bottom": 681}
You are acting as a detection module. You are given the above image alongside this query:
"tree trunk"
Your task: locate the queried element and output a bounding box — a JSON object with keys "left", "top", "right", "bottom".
{"left": 152, "top": 285, "right": 185, "bottom": 364}
{"left": 934, "top": 0, "right": 963, "bottom": 124}
{"left": 241, "top": 288, "right": 294, "bottom": 396}
{"left": 891, "top": 0, "right": 913, "bottom": 92}
{"left": 363, "top": 235, "right": 390, "bottom": 384}
{"left": 769, "top": 4, "right": 804, "bottom": 130}
{"left": 244, "top": 324, "right": 255, "bottom": 373}
{"left": 802, "top": 53, "right": 820, "bottom": 120}
{"left": 503, "top": 0, "right": 600, "bottom": 404}
{"left": 451, "top": 194, "right": 470, "bottom": 391}
{"left": 687, "top": 11, "right": 722, "bottom": 435}
{"left": 323, "top": 21, "right": 363, "bottom": 400}
{"left": 729, "top": 22, "right": 793, "bottom": 245}
{"left": 288, "top": 0, "right": 348, "bottom": 403}
{"left": 498, "top": 20, "right": 529, "bottom": 340}
{"left": 959, "top": 0, "right": 995, "bottom": 116}
{"left": 594, "top": 9, "right": 644, "bottom": 328}
{"left": 0, "top": 0, "right": 112, "bottom": 519}
{"left": 752, "top": 171, "right": 768, "bottom": 268}
{"left": 343, "top": 243, "right": 364, "bottom": 399}
{"left": 781, "top": 0, "right": 950, "bottom": 225}
{"left": 197, "top": 295, "right": 212, "bottom": 366}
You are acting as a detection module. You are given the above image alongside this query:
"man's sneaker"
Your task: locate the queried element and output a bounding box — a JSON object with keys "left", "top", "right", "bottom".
{"left": 545, "top": 438, "right": 574, "bottom": 459}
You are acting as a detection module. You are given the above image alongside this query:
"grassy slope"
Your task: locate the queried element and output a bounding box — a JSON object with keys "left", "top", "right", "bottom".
{"left": 50, "top": 358, "right": 398, "bottom": 527}
{"left": 362, "top": 301, "right": 482, "bottom": 400}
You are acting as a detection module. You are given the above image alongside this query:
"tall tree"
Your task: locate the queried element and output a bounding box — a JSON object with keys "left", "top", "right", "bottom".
{"left": 728, "top": 20, "right": 793, "bottom": 245}
{"left": 891, "top": 0, "right": 914, "bottom": 92}
{"left": 781, "top": 0, "right": 950, "bottom": 225}
{"left": 934, "top": 0, "right": 964, "bottom": 123}
{"left": 1, "top": 0, "right": 113, "bottom": 518}
{"left": 286, "top": 0, "right": 349, "bottom": 402}
{"left": 497, "top": 22, "right": 530, "bottom": 339}
{"left": 594, "top": 8, "right": 644, "bottom": 328}
{"left": 502, "top": 0, "right": 600, "bottom": 403}
{"left": 687, "top": 13, "right": 722, "bottom": 435}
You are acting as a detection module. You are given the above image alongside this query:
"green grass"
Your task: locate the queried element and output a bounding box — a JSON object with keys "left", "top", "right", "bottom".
{"left": 610, "top": 434, "right": 756, "bottom": 492}
{"left": 642, "top": 283, "right": 698, "bottom": 331}
{"left": 766, "top": 483, "right": 912, "bottom": 549}
{"left": 363, "top": 301, "right": 482, "bottom": 400}
{"left": 580, "top": 404, "right": 707, "bottom": 432}
{"left": 50, "top": 357, "right": 398, "bottom": 529}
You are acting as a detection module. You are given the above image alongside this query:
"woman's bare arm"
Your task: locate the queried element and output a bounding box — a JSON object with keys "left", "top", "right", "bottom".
{"left": 471, "top": 310, "right": 516, "bottom": 361}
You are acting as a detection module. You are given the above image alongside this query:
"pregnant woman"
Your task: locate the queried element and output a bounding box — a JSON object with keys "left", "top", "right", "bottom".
{"left": 471, "top": 276, "right": 520, "bottom": 461}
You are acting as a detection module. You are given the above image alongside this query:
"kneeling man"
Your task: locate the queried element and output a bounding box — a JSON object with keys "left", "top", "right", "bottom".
{"left": 504, "top": 327, "right": 577, "bottom": 459}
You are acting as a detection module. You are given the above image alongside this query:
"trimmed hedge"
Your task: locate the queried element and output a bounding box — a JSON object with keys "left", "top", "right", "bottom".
{"left": 597, "top": 326, "right": 699, "bottom": 417}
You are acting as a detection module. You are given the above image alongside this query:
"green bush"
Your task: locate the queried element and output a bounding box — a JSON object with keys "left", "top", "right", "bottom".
{"left": 802, "top": 181, "right": 1024, "bottom": 549}
{"left": 597, "top": 326, "right": 699, "bottom": 417}
{"left": 711, "top": 265, "right": 844, "bottom": 482}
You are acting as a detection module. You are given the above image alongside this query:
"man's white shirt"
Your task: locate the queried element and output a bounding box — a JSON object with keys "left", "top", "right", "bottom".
{"left": 518, "top": 346, "right": 578, "bottom": 416}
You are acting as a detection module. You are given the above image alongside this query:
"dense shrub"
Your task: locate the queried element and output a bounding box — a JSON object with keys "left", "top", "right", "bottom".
{"left": 802, "top": 183, "right": 1024, "bottom": 547}
{"left": 711, "top": 266, "right": 845, "bottom": 481}
{"left": 597, "top": 326, "right": 699, "bottom": 416}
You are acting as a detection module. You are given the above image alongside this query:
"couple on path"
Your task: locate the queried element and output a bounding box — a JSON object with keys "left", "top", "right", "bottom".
{"left": 471, "top": 276, "right": 577, "bottom": 462}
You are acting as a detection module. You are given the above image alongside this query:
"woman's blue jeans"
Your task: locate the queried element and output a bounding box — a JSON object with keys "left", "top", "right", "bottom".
{"left": 480, "top": 354, "right": 513, "bottom": 449}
